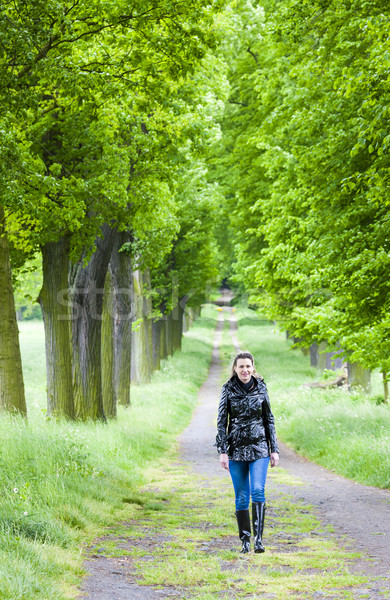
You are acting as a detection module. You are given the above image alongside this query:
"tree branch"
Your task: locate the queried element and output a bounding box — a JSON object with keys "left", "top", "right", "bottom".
{"left": 228, "top": 99, "right": 248, "bottom": 107}
{"left": 247, "top": 47, "right": 259, "bottom": 65}
{"left": 17, "top": 26, "right": 65, "bottom": 78}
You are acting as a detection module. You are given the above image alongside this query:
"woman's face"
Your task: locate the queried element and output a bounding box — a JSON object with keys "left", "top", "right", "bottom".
{"left": 234, "top": 358, "right": 254, "bottom": 383}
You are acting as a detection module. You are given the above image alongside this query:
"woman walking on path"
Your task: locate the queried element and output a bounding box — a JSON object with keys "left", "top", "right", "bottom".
{"left": 216, "top": 352, "right": 279, "bottom": 554}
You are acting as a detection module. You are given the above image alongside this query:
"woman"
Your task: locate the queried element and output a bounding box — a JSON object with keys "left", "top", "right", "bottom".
{"left": 216, "top": 352, "right": 279, "bottom": 554}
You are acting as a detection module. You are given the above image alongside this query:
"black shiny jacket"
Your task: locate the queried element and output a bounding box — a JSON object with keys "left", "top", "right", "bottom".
{"left": 216, "top": 375, "right": 279, "bottom": 461}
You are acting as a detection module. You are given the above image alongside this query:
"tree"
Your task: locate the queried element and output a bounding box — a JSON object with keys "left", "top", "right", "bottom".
{"left": 0, "top": 205, "right": 26, "bottom": 415}
{"left": 1, "top": 0, "right": 227, "bottom": 417}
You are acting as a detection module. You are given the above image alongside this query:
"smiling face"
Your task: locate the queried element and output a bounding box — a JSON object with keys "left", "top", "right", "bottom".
{"left": 234, "top": 357, "right": 254, "bottom": 383}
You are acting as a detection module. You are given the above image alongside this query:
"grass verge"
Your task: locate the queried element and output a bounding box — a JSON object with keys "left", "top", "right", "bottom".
{"left": 0, "top": 307, "right": 217, "bottom": 600}
{"left": 235, "top": 307, "right": 390, "bottom": 489}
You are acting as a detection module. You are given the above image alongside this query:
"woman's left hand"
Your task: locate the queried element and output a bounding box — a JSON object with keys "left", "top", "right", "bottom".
{"left": 270, "top": 452, "right": 279, "bottom": 468}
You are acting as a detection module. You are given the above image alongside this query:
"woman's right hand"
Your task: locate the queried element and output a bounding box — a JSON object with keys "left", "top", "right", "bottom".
{"left": 220, "top": 453, "right": 229, "bottom": 471}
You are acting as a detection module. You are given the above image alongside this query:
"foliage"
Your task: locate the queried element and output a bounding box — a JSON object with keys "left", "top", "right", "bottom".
{"left": 1, "top": 0, "right": 227, "bottom": 264}
{"left": 150, "top": 162, "right": 224, "bottom": 314}
{"left": 13, "top": 256, "right": 43, "bottom": 320}
{"left": 212, "top": 0, "right": 390, "bottom": 381}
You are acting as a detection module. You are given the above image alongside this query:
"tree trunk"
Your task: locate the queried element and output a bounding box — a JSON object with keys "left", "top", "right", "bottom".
{"left": 152, "top": 319, "right": 161, "bottom": 371}
{"left": 159, "top": 317, "right": 168, "bottom": 361}
{"left": 183, "top": 306, "right": 195, "bottom": 333}
{"left": 130, "top": 269, "right": 142, "bottom": 383}
{"left": 309, "top": 342, "right": 318, "bottom": 367}
{"left": 0, "top": 206, "right": 26, "bottom": 416}
{"left": 39, "top": 237, "right": 74, "bottom": 418}
{"left": 110, "top": 232, "right": 133, "bottom": 407}
{"left": 183, "top": 309, "right": 190, "bottom": 333}
{"left": 166, "top": 311, "right": 173, "bottom": 357}
{"left": 318, "top": 342, "right": 341, "bottom": 371}
{"left": 172, "top": 303, "right": 184, "bottom": 352}
{"left": 347, "top": 362, "right": 371, "bottom": 394}
{"left": 101, "top": 269, "right": 116, "bottom": 418}
{"left": 70, "top": 224, "right": 116, "bottom": 420}
{"left": 131, "top": 269, "right": 152, "bottom": 384}
{"left": 382, "top": 371, "right": 388, "bottom": 404}
{"left": 142, "top": 269, "right": 153, "bottom": 377}
{"left": 171, "top": 304, "right": 180, "bottom": 353}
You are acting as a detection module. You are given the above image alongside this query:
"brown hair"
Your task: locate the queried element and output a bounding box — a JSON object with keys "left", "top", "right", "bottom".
{"left": 229, "top": 351, "right": 261, "bottom": 380}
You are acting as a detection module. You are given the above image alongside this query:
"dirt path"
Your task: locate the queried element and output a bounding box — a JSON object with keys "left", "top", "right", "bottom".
{"left": 79, "top": 308, "right": 390, "bottom": 599}
{"left": 185, "top": 308, "right": 389, "bottom": 586}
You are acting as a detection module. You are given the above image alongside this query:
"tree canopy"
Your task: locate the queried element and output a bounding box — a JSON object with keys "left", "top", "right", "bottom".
{"left": 212, "top": 0, "right": 390, "bottom": 387}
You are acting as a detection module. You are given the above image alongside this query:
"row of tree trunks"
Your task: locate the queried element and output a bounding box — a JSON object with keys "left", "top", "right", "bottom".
{"left": 2, "top": 221, "right": 192, "bottom": 419}
{"left": 129, "top": 271, "right": 190, "bottom": 385}
{"left": 291, "top": 336, "right": 372, "bottom": 393}
{"left": 0, "top": 206, "right": 27, "bottom": 416}
{"left": 38, "top": 227, "right": 121, "bottom": 419}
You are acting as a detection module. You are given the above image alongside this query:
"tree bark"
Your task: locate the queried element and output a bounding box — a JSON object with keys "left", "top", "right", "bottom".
{"left": 142, "top": 269, "right": 153, "bottom": 377}
{"left": 318, "top": 342, "right": 343, "bottom": 371}
{"left": 0, "top": 206, "right": 27, "bottom": 416}
{"left": 70, "top": 224, "right": 116, "bottom": 420}
{"left": 159, "top": 317, "right": 168, "bottom": 361}
{"left": 172, "top": 303, "right": 184, "bottom": 353}
{"left": 39, "top": 236, "right": 74, "bottom": 418}
{"left": 183, "top": 306, "right": 194, "bottom": 333}
{"left": 110, "top": 232, "right": 133, "bottom": 407}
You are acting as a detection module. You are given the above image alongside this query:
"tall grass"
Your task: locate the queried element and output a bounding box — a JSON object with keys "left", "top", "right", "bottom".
{"left": 0, "top": 308, "right": 217, "bottom": 600}
{"left": 236, "top": 308, "right": 390, "bottom": 489}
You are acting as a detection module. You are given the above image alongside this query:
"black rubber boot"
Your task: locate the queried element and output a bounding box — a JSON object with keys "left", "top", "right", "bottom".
{"left": 236, "top": 509, "right": 251, "bottom": 554}
{"left": 252, "top": 502, "right": 266, "bottom": 553}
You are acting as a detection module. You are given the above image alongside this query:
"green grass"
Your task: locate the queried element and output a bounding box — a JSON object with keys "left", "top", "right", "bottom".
{"left": 0, "top": 308, "right": 217, "bottom": 600}
{"left": 236, "top": 308, "right": 390, "bottom": 489}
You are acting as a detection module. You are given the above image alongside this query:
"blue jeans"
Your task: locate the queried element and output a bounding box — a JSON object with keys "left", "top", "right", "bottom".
{"left": 229, "top": 457, "right": 270, "bottom": 511}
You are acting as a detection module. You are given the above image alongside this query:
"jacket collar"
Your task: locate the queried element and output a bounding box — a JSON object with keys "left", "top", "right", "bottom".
{"left": 228, "top": 374, "right": 260, "bottom": 395}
